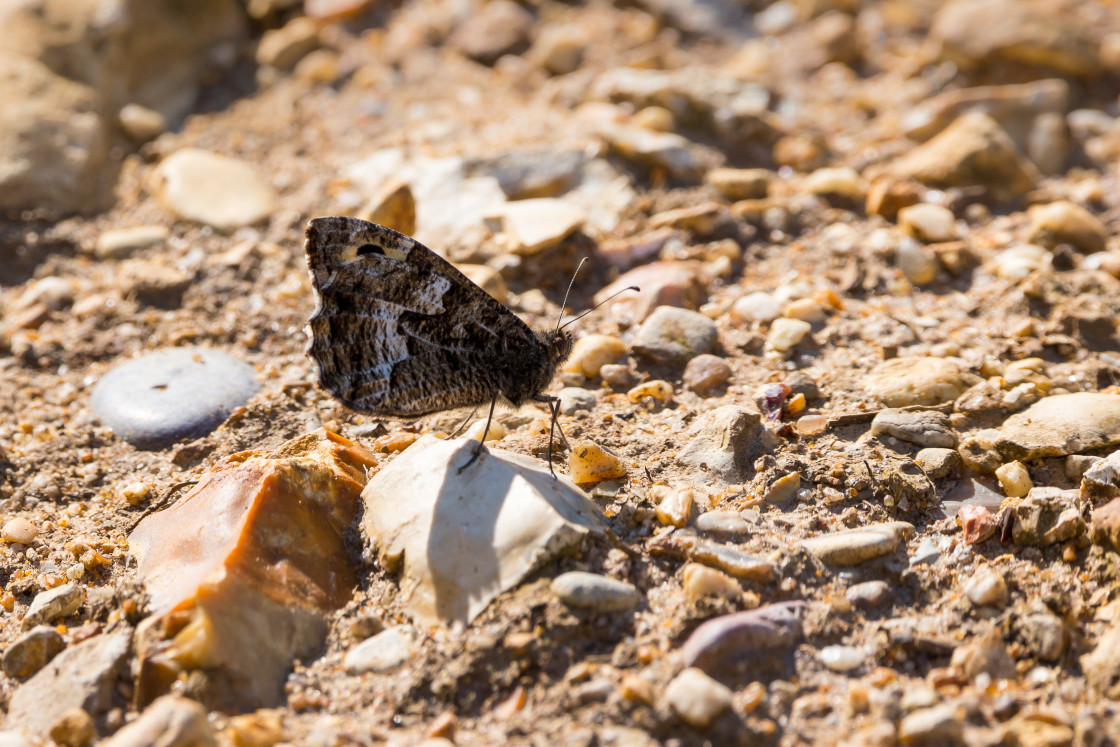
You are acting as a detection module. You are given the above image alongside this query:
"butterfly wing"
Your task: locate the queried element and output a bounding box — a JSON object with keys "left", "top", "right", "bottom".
{"left": 304, "top": 216, "right": 540, "bottom": 416}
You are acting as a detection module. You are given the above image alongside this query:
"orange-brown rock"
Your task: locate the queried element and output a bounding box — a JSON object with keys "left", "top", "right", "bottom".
{"left": 129, "top": 430, "right": 377, "bottom": 710}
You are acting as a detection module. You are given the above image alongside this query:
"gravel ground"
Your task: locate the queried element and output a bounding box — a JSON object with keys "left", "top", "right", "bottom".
{"left": 3, "top": 1, "right": 1120, "bottom": 745}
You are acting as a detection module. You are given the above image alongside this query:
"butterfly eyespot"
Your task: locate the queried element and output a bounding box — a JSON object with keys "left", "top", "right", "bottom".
{"left": 356, "top": 243, "right": 386, "bottom": 256}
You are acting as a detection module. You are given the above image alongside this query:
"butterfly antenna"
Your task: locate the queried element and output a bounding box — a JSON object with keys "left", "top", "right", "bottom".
{"left": 559, "top": 286, "right": 640, "bottom": 330}
{"left": 555, "top": 258, "right": 589, "bottom": 335}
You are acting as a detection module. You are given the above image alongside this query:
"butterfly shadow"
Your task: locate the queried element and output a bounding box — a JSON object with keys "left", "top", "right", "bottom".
{"left": 424, "top": 439, "right": 603, "bottom": 625}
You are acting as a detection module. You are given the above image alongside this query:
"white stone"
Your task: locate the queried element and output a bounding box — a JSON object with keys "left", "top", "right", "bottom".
{"left": 94, "top": 226, "right": 170, "bottom": 259}
{"left": 964, "top": 567, "right": 1008, "bottom": 608}
{"left": 494, "top": 198, "right": 586, "bottom": 254}
{"left": 767, "top": 318, "right": 811, "bottom": 352}
{"left": 819, "top": 644, "right": 864, "bottom": 672}
{"left": 896, "top": 237, "right": 939, "bottom": 285}
{"left": 731, "top": 291, "right": 782, "bottom": 323}
{"left": 898, "top": 203, "right": 958, "bottom": 243}
{"left": 664, "top": 668, "right": 732, "bottom": 729}
{"left": 361, "top": 436, "right": 604, "bottom": 625}
{"left": 343, "top": 627, "right": 415, "bottom": 674}
{"left": 2, "top": 518, "right": 38, "bottom": 545}
{"left": 153, "top": 149, "right": 277, "bottom": 231}
{"left": 995, "top": 461, "right": 1032, "bottom": 497}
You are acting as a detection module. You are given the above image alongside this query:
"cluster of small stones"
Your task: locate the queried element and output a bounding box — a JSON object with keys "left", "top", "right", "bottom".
{"left": 2, "top": 0, "right": 1120, "bottom": 745}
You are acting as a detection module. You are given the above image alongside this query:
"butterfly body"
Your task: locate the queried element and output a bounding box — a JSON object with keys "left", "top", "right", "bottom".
{"left": 304, "top": 216, "right": 572, "bottom": 420}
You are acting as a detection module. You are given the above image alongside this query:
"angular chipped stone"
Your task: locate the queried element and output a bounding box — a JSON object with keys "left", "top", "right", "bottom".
{"left": 799, "top": 522, "right": 914, "bottom": 566}
{"left": 22, "top": 583, "right": 84, "bottom": 630}
{"left": 6, "top": 631, "right": 130, "bottom": 739}
{"left": 1082, "top": 624, "right": 1120, "bottom": 697}
{"left": 494, "top": 198, "right": 586, "bottom": 255}
{"left": 1012, "top": 488, "right": 1085, "bottom": 546}
{"left": 130, "top": 430, "right": 376, "bottom": 709}
{"left": 362, "top": 435, "right": 604, "bottom": 626}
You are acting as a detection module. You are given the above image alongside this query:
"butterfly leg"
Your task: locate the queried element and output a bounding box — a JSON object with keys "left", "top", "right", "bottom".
{"left": 458, "top": 392, "right": 498, "bottom": 474}
{"left": 533, "top": 394, "right": 565, "bottom": 479}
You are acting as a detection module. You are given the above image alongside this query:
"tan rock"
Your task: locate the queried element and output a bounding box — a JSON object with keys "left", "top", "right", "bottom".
{"left": 1026, "top": 200, "right": 1106, "bottom": 254}
{"left": 891, "top": 113, "right": 1039, "bottom": 202}
{"left": 931, "top": 0, "right": 1099, "bottom": 78}
{"left": 863, "top": 357, "right": 979, "bottom": 407}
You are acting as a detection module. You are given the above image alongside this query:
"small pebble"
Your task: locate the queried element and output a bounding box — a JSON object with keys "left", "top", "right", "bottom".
{"left": 898, "top": 203, "right": 958, "bottom": 243}
{"left": 550, "top": 571, "right": 640, "bottom": 612}
{"left": 653, "top": 485, "right": 693, "bottom": 528}
{"left": 845, "top": 580, "right": 891, "bottom": 608}
{"left": 782, "top": 298, "right": 825, "bottom": 323}
{"left": 682, "top": 354, "right": 732, "bottom": 395}
{"left": 763, "top": 472, "right": 801, "bottom": 506}
{"left": 464, "top": 419, "right": 507, "bottom": 443}
{"left": 800, "top": 522, "right": 913, "bottom": 566}
{"left": 803, "top": 167, "right": 863, "bottom": 200}
{"left": 94, "top": 226, "right": 170, "bottom": 259}
{"left": 599, "top": 364, "right": 634, "bottom": 389}
{"left": 2, "top": 518, "right": 39, "bottom": 545}
{"left": 557, "top": 387, "right": 597, "bottom": 415}
{"left": 863, "top": 357, "right": 977, "bottom": 407}
{"left": 256, "top": 16, "right": 321, "bottom": 70}
{"left": 694, "top": 510, "right": 750, "bottom": 535}
{"left": 730, "top": 291, "right": 782, "bottom": 324}
{"left": 896, "top": 237, "right": 940, "bottom": 285}
{"left": 995, "top": 461, "right": 1032, "bottom": 498}
{"left": 49, "top": 709, "right": 95, "bottom": 747}
{"left": 795, "top": 413, "right": 828, "bottom": 436}
{"left": 898, "top": 704, "right": 963, "bottom": 745}
{"left": 664, "top": 668, "right": 732, "bottom": 729}
{"left": 631, "top": 106, "right": 675, "bottom": 132}
{"left": 706, "top": 168, "right": 772, "bottom": 201}
{"left": 22, "top": 583, "right": 85, "bottom": 630}
{"left": 563, "top": 334, "right": 626, "bottom": 378}
{"left": 992, "top": 244, "right": 1050, "bottom": 280}
{"left": 915, "top": 448, "right": 962, "bottom": 480}
{"left": 819, "top": 645, "right": 864, "bottom": 672}
{"left": 767, "top": 318, "right": 811, "bottom": 352}
{"left": 681, "top": 563, "right": 742, "bottom": 605}
{"left": 568, "top": 442, "right": 626, "bottom": 484}
{"left": 630, "top": 306, "right": 718, "bottom": 363}
{"left": 1026, "top": 200, "right": 1106, "bottom": 254}
{"left": 343, "top": 627, "right": 414, "bottom": 674}
{"left": 2, "top": 625, "right": 64, "bottom": 677}
{"left": 963, "top": 567, "right": 1008, "bottom": 608}
{"left": 118, "top": 104, "right": 167, "bottom": 143}
{"left": 627, "top": 380, "right": 673, "bottom": 404}
{"left": 870, "top": 408, "right": 958, "bottom": 448}
{"left": 90, "top": 348, "right": 260, "bottom": 450}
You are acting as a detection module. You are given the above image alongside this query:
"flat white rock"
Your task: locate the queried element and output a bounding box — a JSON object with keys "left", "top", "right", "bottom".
{"left": 153, "top": 148, "right": 277, "bottom": 231}
{"left": 361, "top": 436, "right": 605, "bottom": 626}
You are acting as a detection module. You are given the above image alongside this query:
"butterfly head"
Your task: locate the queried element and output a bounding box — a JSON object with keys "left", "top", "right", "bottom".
{"left": 548, "top": 328, "right": 574, "bottom": 364}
